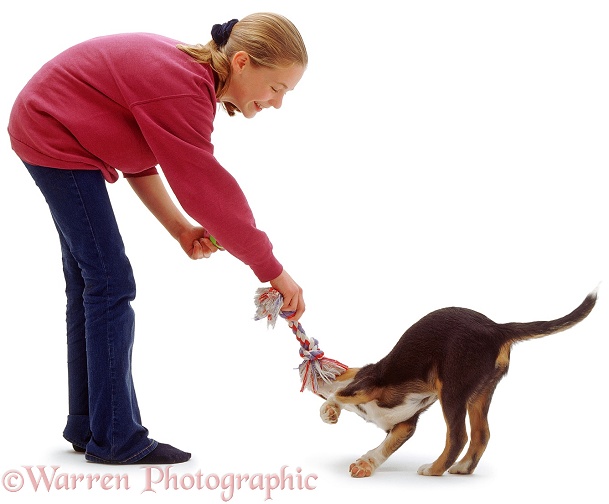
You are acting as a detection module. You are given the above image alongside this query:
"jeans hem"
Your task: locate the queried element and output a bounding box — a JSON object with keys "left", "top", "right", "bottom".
{"left": 84, "top": 439, "right": 158, "bottom": 464}
{"left": 63, "top": 435, "right": 87, "bottom": 451}
{"left": 62, "top": 414, "right": 91, "bottom": 449}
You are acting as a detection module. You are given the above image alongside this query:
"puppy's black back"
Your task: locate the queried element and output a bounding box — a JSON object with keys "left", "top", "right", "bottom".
{"left": 357, "top": 290, "right": 597, "bottom": 390}
{"left": 375, "top": 308, "right": 503, "bottom": 387}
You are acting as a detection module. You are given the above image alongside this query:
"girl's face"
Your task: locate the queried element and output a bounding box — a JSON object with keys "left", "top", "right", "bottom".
{"left": 222, "top": 51, "right": 305, "bottom": 118}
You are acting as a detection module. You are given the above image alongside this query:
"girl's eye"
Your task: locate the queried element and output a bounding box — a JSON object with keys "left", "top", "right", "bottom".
{"left": 271, "top": 87, "right": 278, "bottom": 93}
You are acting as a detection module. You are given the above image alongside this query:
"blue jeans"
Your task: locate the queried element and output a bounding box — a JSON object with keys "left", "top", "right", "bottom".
{"left": 24, "top": 162, "right": 157, "bottom": 463}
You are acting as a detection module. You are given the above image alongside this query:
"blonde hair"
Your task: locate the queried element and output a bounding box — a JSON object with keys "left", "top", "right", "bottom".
{"left": 177, "top": 12, "right": 308, "bottom": 116}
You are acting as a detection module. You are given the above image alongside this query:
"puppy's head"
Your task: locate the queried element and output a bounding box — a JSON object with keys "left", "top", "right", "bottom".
{"left": 312, "top": 367, "right": 359, "bottom": 400}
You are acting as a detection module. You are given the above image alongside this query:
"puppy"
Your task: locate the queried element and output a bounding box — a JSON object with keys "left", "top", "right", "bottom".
{"left": 315, "top": 289, "right": 597, "bottom": 477}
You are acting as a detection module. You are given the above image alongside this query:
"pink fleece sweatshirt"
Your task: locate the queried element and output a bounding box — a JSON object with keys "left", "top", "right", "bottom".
{"left": 8, "top": 32, "right": 283, "bottom": 282}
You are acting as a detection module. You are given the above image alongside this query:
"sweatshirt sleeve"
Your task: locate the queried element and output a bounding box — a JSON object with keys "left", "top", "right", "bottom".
{"left": 123, "top": 167, "right": 159, "bottom": 178}
{"left": 131, "top": 94, "right": 283, "bottom": 283}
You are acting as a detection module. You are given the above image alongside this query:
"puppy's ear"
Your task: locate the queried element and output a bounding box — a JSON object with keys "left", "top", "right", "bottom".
{"left": 337, "top": 373, "right": 378, "bottom": 399}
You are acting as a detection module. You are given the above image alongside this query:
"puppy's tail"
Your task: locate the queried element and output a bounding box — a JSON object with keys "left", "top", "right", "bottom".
{"left": 500, "top": 286, "right": 598, "bottom": 344}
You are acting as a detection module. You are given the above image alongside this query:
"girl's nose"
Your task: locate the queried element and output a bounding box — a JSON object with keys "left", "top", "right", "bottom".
{"left": 269, "top": 95, "right": 284, "bottom": 109}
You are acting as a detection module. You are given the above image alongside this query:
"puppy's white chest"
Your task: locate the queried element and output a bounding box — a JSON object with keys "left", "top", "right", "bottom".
{"left": 347, "top": 393, "right": 437, "bottom": 431}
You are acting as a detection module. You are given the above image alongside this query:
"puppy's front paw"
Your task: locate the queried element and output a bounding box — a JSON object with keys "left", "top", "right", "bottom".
{"left": 350, "top": 458, "right": 375, "bottom": 478}
{"left": 320, "top": 401, "right": 341, "bottom": 424}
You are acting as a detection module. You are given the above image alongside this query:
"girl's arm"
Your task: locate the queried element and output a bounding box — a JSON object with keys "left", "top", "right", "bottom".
{"left": 126, "top": 173, "right": 217, "bottom": 259}
{"left": 128, "top": 174, "right": 304, "bottom": 319}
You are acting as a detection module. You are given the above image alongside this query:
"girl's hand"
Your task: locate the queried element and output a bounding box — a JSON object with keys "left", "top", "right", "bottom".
{"left": 179, "top": 226, "right": 219, "bottom": 259}
{"left": 127, "top": 175, "right": 220, "bottom": 260}
{"left": 270, "top": 269, "right": 305, "bottom": 322}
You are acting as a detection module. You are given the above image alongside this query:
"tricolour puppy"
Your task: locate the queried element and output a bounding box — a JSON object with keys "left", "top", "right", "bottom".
{"left": 315, "top": 289, "right": 597, "bottom": 477}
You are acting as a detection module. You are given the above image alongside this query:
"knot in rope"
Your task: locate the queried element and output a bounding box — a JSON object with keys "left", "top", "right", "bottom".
{"left": 298, "top": 342, "right": 324, "bottom": 362}
{"left": 284, "top": 318, "right": 325, "bottom": 362}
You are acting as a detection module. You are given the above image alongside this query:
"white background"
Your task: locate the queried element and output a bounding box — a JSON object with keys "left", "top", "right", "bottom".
{"left": 1, "top": 1, "right": 607, "bottom": 503}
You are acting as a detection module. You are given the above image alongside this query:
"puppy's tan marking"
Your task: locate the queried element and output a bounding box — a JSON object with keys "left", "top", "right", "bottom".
{"left": 335, "top": 367, "right": 359, "bottom": 382}
{"left": 495, "top": 342, "right": 511, "bottom": 369}
{"left": 335, "top": 387, "right": 381, "bottom": 405}
{"left": 381, "top": 419, "right": 418, "bottom": 458}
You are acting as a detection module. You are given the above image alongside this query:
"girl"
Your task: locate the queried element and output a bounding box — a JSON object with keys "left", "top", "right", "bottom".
{"left": 8, "top": 13, "right": 307, "bottom": 465}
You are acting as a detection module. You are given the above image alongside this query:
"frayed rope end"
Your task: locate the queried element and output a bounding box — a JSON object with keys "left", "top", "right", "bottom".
{"left": 298, "top": 357, "right": 349, "bottom": 394}
{"left": 254, "top": 287, "right": 348, "bottom": 393}
{"left": 253, "top": 287, "right": 284, "bottom": 328}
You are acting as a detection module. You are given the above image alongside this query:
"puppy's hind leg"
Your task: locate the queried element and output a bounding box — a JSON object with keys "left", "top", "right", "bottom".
{"left": 351, "top": 416, "right": 420, "bottom": 478}
{"left": 418, "top": 399, "right": 468, "bottom": 476}
{"left": 448, "top": 385, "right": 495, "bottom": 475}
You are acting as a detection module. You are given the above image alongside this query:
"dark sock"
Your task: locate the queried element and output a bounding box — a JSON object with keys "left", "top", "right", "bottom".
{"left": 136, "top": 443, "right": 191, "bottom": 465}
{"left": 80, "top": 441, "right": 191, "bottom": 464}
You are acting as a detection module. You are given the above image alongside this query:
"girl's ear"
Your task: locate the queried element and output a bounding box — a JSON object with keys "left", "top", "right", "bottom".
{"left": 231, "top": 51, "right": 250, "bottom": 73}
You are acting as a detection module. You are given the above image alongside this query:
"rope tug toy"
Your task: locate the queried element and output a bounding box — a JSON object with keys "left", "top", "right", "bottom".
{"left": 254, "top": 287, "right": 348, "bottom": 393}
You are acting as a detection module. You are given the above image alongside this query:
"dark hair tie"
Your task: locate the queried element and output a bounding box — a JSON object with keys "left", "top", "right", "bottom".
{"left": 211, "top": 19, "right": 239, "bottom": 47}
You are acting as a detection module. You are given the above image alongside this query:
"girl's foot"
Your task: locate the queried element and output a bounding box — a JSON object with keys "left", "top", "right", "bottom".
{"left": 137, "top": 443, "right": 191, "bottom": 464}
{"left": 78, "top": 442, "right": 191, "bottom": 464}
